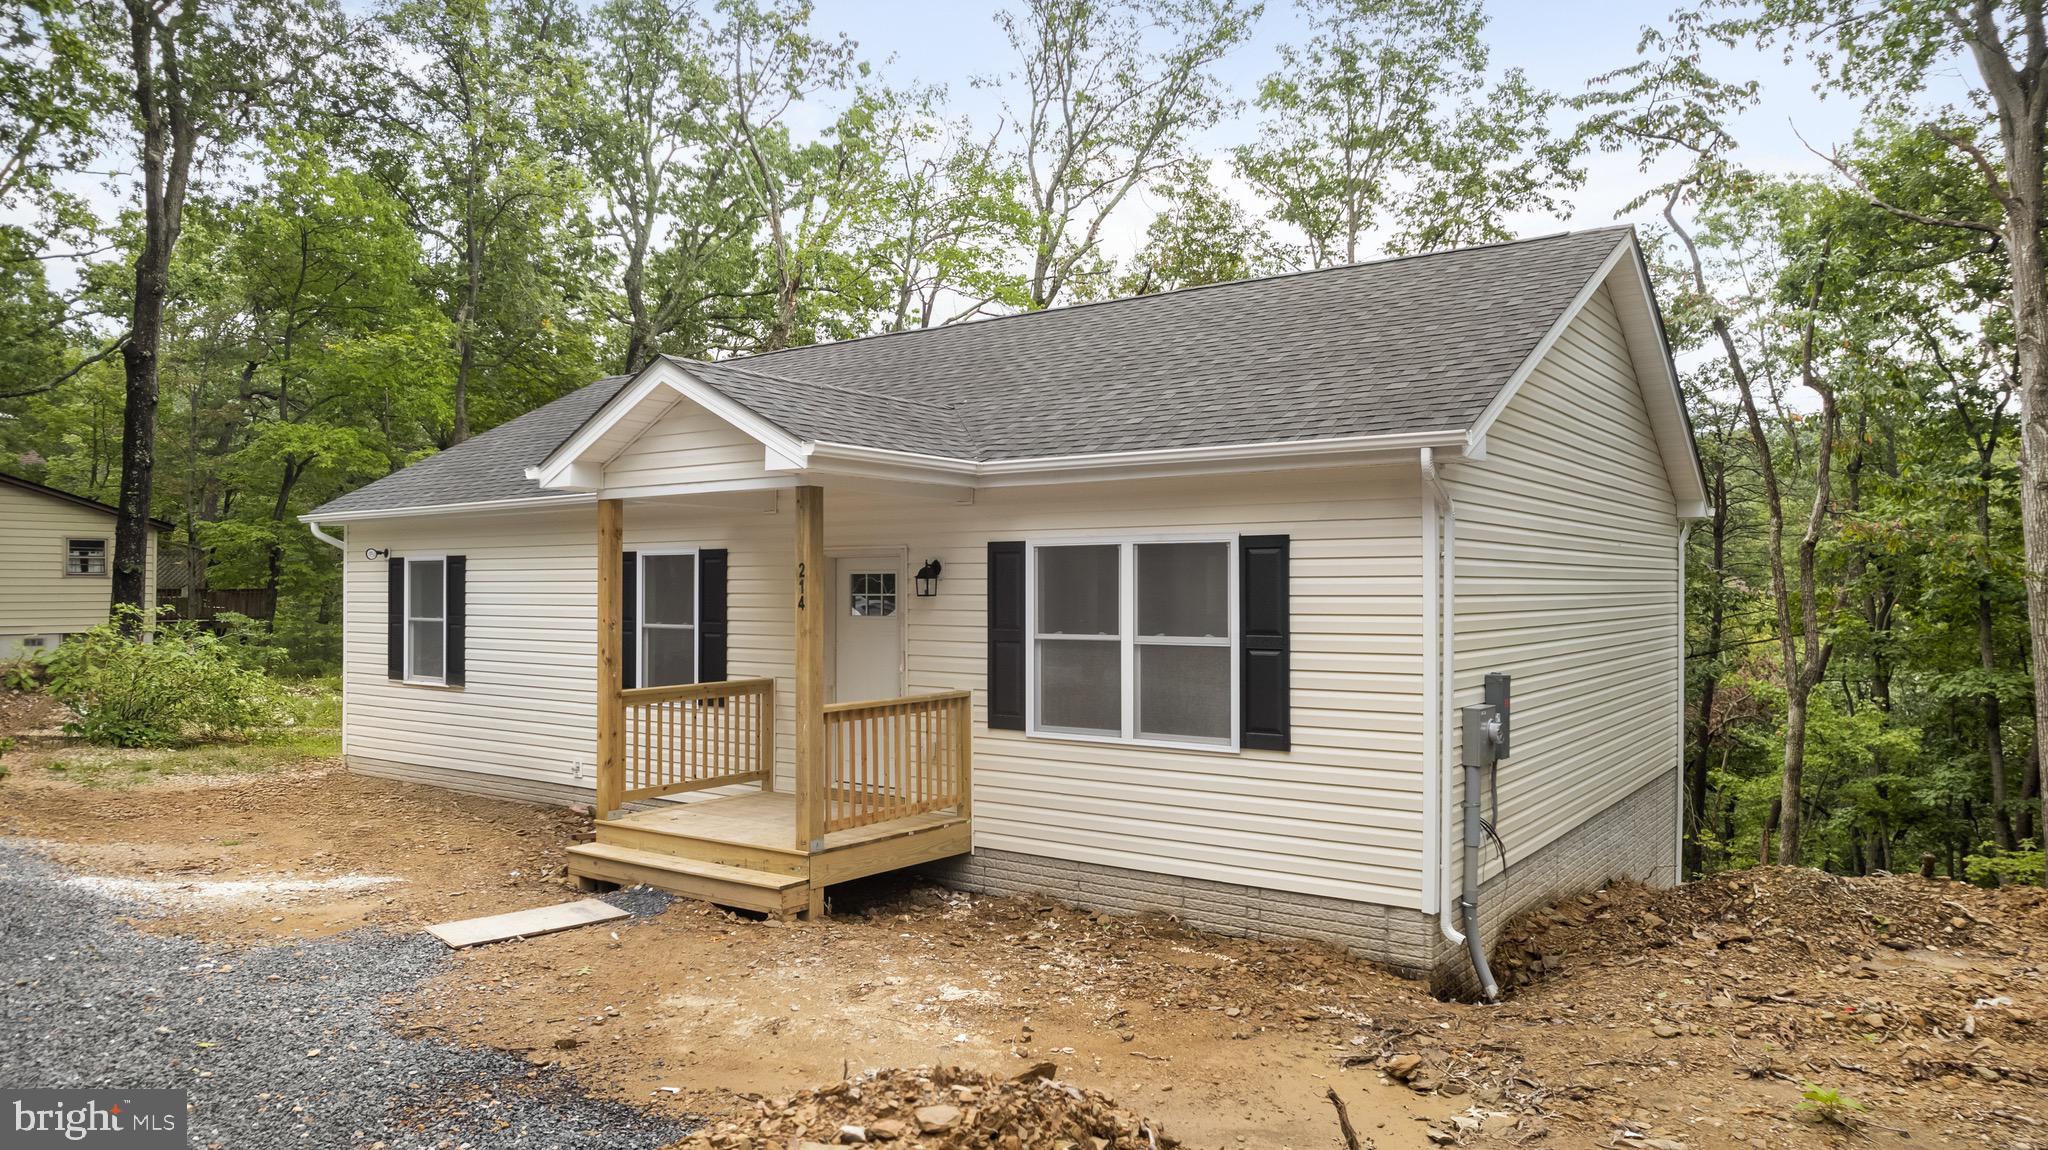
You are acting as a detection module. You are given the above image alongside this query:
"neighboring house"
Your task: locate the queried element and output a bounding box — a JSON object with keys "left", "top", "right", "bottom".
{"left": 157, "top": 542, "right": 279, "bottom": 624}
{"left": 303, "top": 227, "right": 1708, "bottom": 993}
{"left": 0, "top": 473, "right": 166, "bottom": 659}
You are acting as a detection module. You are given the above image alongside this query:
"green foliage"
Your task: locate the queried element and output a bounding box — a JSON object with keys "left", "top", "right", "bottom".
{"left": 1965, "top": 845, "right": 2044, "bottom": 888}
{"left": 2, "top": 652, "right": 50, "bottom": 692}
{"left": 1796, "top": 1082, "right": 1867, "bottom": 1126}
{"left": 44, "top": 608, "right": 288, "bottom": 747}
{"left": 1234, "top": 0, "right": 1578, "bottom": 266}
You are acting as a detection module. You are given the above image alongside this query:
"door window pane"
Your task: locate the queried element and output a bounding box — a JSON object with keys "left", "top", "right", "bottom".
{"left": 851, "top": 572, "right": 896, "bottom": 616}
{"left": 644, "top": 626, "right": 696, "bottom": 687}
{"left": 1036, "top": 545, "right": 1119, "bottom": 635}
{"left": 408, "top": 559, "right": 444, "bottom": 618}
{"left": 1137, "top": 542, "right": 1228, "bottom": 637}
{"left": 408, "top": 619, "right": 444, "bottom": 681}
{"left": 1137, "top": 644, "right": 1231, "bottom": 742}
{"left": 1036, "top": 638, "right": 1121, "bottom": 735}
{"left": 643, "top": 554, "right": 696, "bottom": 625}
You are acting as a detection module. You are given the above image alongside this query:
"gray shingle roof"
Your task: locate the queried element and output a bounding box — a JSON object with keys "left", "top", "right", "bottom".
{"left": 310, "top": 373, "right": 631, "bottom": 518}
{"left": 309, "top": 227, "right": 1632, "bottom": 519}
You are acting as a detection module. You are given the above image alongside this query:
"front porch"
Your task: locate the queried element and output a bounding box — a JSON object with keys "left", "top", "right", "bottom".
{"left": 565, "top": 488, "right": 973, "bottom": 916}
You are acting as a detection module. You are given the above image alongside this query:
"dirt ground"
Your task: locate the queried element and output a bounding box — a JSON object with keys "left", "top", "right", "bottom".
{"left": 4, "top": 697, "right": 2046, "bottom": 1150}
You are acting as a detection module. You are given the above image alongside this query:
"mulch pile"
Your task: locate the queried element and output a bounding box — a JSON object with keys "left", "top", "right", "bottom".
{"left": 1497, "top": 865, "right": 2048, "bottom": 989}
{"left": 677, "top": 1066, "right": 1177, "bottom": 1150}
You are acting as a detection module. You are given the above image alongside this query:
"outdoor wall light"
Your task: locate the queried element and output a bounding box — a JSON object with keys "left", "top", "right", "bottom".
{"left": 915, "top": 558, "right": 943, "bottom": 597}
{"left": 365, "top": 547, "right": 389, "bottom": 561}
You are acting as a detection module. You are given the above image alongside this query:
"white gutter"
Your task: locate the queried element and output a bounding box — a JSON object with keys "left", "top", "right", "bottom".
{"left": 1675, "top": 521, "right": 1693, "bottom": 883}
{"left": 1420, "top": 448, "right": 1462, "bottom": 946}
{"left": 297, "top": 493, "right": 596, "bottom": 525}
{"left": 306, "top": 520, "right": 345, "bottom": 550}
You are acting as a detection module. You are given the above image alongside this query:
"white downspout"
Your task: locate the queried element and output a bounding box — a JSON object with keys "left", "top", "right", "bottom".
{"left": 306, "top": 521, "right": 345, "bottom": 550}
{"left": 306, "top": 520, "right": 347, "bottom": 761}
{"left": 1421, "top": 449, "right": 1462, "bottom": 946}
{"left": 1674, "top": 522, "right": 1692, "bottom": 884}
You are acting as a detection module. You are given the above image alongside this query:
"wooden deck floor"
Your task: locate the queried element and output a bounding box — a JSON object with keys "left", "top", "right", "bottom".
{"left": 571, "top": 790, "right": 970, "bottom": 917}
{"left": 609, "top": 791, "right": 963, "bottom": 854}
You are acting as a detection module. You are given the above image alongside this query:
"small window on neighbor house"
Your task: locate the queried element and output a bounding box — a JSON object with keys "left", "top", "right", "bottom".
{"left": 65, "top": 539, "right": 107, "bottom": 576}
{"left": 850, "top": 572, "right": 896, "bottom": 617}
{"left": 405, "top": 557, "right": 446, "bottom": 683}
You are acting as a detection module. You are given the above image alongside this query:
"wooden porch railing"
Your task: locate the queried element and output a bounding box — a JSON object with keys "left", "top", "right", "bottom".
{"left": 618, "top": 677, "right": 776, "bottom": 805}
{"left": 819, "top": 689, "right": 972, "bottom": 836}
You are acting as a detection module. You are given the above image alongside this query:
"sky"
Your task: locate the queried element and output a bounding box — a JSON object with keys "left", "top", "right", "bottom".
{"left": 818, "top": 0, "right": 1979, "bottom": 259}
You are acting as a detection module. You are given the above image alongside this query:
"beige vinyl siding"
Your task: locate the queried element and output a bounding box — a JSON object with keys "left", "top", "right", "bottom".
{"left": 0, "top": 482, "right": 156, "bottom": 647}
{"left": 338, "top": 467, "right": 1432, "bottom": 908}
{"left": 602, "top": 398, "right": 770, "bottom": 495}
{"left": 1447, "top": 282, "right": 1680, "bottom": 876}
{"left": 833, "top": 470, "right": 1428, "bottom": 906}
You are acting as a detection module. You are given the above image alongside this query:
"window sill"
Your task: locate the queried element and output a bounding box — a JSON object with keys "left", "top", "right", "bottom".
{"left": 397, "top": 678, "right": 462, "bottom": 691}
{"left": 1022, "top": 728, "right": 1239, "bottom": 756}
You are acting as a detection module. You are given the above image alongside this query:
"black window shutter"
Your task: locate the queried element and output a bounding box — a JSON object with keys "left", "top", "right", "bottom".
{"left": 444, "top": 555, "right": 467, "bottom": 687}
{"left": 1240, "top": 534, "right": 1291, "bottom": 751}
{"left": 386, "top": 557, "right": 405, "bottom": 680}
{"left": 620, "top": 550, "right": 638, "bottom": 690}
{"left": 698, "top": 548, "right": 728, "bottom": 682}
{"left": 987, "top": 541, "right": 1026, "bottom": 730}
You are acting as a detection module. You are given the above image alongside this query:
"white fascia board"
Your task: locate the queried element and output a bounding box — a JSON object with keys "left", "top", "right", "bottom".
{"left": 595, "top": 476, "right": 796, "bottom": 501}
{"left": 801, "top": 428, "right": 1470, "bottom": 489}
{"left": 1463, "top": 234, "right": 1710, "bottom": 515}
{"left": 1464, "top": 236, "right": 1631, "bottom": 451}
{"left": 295, "top": 493, "right": 596, "bottom": 525}
{"left": 532, "top": 357, "right": 811, "bottom": 491}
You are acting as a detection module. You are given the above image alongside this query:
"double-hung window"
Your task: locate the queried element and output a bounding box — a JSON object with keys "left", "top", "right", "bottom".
{"left": 639, "top": 551, "right": 698, "bottom": 687}
{"left": 65, "top": 538, "right": 107, "bottom": 576}
{"left": 404, "top": 557, "right": 446, "bottom": 683}
{"left": 1028, "top": 537, "right": 1237, "bottom": 749}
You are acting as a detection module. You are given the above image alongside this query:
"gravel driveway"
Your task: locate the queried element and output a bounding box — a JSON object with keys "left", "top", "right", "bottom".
{"left": 0, "top": 841, "right": 691, "bottom": 1148}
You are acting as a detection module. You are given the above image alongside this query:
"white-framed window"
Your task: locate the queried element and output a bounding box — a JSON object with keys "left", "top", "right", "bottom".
{"left": 403, "top": 556, "right": 447, "bottom": 684}
{"left": 1026, "top": 536, "right": 1237, "bottom": 750}
{"left": 65, "top": 538, "right": 107, "bottom": 576}
{"left": 639, "top": 549, "right": 698, "bottom": 687}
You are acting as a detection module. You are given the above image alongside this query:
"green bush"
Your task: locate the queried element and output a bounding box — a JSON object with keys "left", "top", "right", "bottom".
{"left": 44, "top": 607, "right": 287, "bottom": 747}
{"left": 1964, "top": 843, "right": 2044, "bottom": 888}
{"left": 2, "top": 652, "right": 50, "bottom": 691}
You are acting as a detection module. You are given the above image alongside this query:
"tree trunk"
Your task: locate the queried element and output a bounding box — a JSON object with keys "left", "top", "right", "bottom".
{"left": 1759, "top": 796, "right": 1781, "bottom": 866}
{"left": 1685, "top": 459, "right": 1730, "bottom": 878}
{"left": 2010, "top": 203, "right": 2048, "bottom": 882}
{"left": 112, "top": 0, "right": 194, "bottom": 629}
{"left": 1778, "top": 699, "right": 1809, "bottom": 865}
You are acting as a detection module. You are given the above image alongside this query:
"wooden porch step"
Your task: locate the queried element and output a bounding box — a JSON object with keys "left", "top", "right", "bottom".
{"left": 566, "top": 842, "right": 811, "bottom": 917}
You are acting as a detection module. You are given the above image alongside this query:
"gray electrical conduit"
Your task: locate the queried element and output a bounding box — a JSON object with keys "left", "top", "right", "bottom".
{"left": 1420, "top": 449, "right": 1500, "bottom": 1002}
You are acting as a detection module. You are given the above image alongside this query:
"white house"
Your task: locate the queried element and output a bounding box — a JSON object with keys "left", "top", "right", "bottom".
{"left": 1, "top": 473, "right": 163, "bottom": 659}
{"left": 303, "top": 227, "right": 1707, "bottom": 994}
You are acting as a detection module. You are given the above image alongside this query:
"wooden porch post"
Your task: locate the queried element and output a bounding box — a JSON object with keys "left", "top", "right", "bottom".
{"left": 794, "top": 484, "right": 827, "bottom": 857}
{"left": 596, "top": 498, "right": 624, "bottom": 821}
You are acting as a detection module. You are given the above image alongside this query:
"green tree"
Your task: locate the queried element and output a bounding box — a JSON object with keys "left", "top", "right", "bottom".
{"left": 1117, "top": 164, "right": 1279, "bottom": 295}
{"left": 573, "top": 0, "right": 761, "bottom": 370}
{"left": 1234, "top": 0, "right": 1575, "bottom": 268}
{"left": 994, "top": 0, "right": 1258, "bottom": 307}
{"left": 368, "top": 0, "right": 598, "bottom": 443}
{"left": 1714, "top": 0, "right": 2048, "bottom": 882}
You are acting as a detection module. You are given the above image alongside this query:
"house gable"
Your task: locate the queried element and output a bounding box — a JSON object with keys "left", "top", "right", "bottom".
{"left": 530, "top": 358, "right": 809, "bottom": 497}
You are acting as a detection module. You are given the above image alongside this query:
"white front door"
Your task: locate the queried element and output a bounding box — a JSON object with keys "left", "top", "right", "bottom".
{"left": 831, "top": 556, "right": 903, "bottom": 703}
